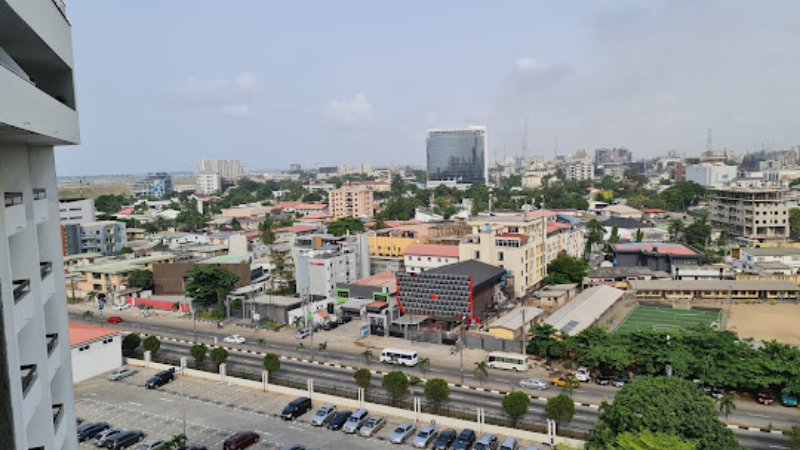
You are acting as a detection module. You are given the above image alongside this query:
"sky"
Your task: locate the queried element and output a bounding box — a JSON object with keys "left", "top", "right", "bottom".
{"left": 57, "top": 1, "right": 800, "bottom": 176}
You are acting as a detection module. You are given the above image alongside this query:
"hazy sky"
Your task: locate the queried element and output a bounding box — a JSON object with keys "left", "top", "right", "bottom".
{"left": 57, "top": 1, "right": 800, "bottom": 176}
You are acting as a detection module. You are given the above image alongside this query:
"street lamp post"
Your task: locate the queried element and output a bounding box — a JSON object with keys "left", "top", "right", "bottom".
{"left": 459, "top": 316, "right": 466, "bottom": 384}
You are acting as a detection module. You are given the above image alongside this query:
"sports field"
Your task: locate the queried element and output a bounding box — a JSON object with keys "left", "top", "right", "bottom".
{"left": 614, "top": 305, "right": 720, "bottom": 334}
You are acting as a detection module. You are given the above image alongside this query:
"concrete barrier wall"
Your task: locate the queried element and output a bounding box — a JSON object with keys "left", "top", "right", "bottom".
{"left": 125, "top": 357, "right": 584, "bottom": 447}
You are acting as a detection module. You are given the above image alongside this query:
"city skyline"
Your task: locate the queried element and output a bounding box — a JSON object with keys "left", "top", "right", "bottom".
{"left": 57, "top": 1, "right": 800, "bottom": 176}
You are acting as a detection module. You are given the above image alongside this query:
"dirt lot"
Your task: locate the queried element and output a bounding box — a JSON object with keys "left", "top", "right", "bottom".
{"left": 728, "top": 303, "right": 800, "bottom": 344}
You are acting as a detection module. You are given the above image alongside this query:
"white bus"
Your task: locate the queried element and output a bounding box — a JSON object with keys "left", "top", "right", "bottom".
{"left": 379, "top": 348, "right": 419, "bottom": 367}
{"left": 486, "top": 352, "right": 529, "bottom": 372}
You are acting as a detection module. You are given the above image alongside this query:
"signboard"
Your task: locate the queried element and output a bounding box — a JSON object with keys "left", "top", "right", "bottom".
{"left": 360, "top": 326, "right": 369, "bottom": 338}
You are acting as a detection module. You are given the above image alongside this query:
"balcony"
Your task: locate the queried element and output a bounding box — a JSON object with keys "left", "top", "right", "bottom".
{"left": 46, "top": 333, "right": 61, "bottom": 379}
{"left": 53, "top": 403, "right": 67, "bottom": 450}
{"left": 13, "top": 280, "right": 34, "bottom": 334}
{"left": 40, "top": 262, "right": 55, "bottom": 302}
{"left": 13, "top": 279, "right": 30, "bottom": 303}
{"left": 21, "top": 364, "right": 40, "bottom": 427}
{"left": 4, "top": 192, "right": 26, "bottom": 236}
{"left": 33, "top": 188, "right": 48, "bottom": 224}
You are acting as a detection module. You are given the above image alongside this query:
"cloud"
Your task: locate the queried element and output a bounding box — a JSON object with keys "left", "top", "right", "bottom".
{"left": 171, "top": 72, "right": 258, "bottom": 117}
{"left": 514, "top": 57, "right": 547, "bottom": 73}
{"left": 325, "top": 93, "right": 375, "bottom": 126}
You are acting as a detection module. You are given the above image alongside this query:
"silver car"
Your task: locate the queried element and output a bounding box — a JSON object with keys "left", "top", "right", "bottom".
{"left": 296, "top": 327, "right": 312, "bottom": 339}
{"left": 342, "top": 408, "right": 369, "bottom": 434}
{"left": 358, "top": 416, "right": 385, "bottom": 437}
{"left": 519, "top": 378, "right": 548, "bottom": 390}
{"left": 93, "top": 428, "right": 127, "bottom": 447}
{"left": 412, "top": 426, "right": 438, "bottom": 448}
{"left": 137, "top": 439, "right": 165, "bottom": 450}
{"left": 390, "top": 422, "right": 417, "bottom": 444}
{"left": 310, "top": 404, "right": 337, "bottom": 427}
{"left": 108, "top": 366, "right": 137, "bottom": 381}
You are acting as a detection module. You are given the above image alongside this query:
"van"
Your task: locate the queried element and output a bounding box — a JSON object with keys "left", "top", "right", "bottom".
{"left": 222, "top": 432, "right": 260, "bottom": 450}
{"left": 342, "top": 408, "right": 369, "bottom": 433}
{"left": 105, "top": 430, "right": 145, "bottom": 449}
{"left": 499, "top": 437, "right": 518, "bottom": 450}
{"left": 474, "top": 434, "right": 498, "bottom": 450}
{"left": 281, "top": 397, "right": 312, "bottom": 420}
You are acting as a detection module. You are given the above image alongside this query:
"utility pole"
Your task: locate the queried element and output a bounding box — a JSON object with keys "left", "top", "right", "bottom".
{"left": 521, "top": 307, "right": 527, "bottom": 356}
{"left": 460, "top": 316, "right": 466, "bottom": 384}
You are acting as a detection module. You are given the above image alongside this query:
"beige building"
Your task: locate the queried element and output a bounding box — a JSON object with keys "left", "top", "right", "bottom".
{"left": 330, "top": 186, "right": 374, "bottom": 219}
{"left": 708, "top": 185, "right": 789, "bottom": 243}
{"left": 459, "top": 213, "right": 548, "bottom": 298}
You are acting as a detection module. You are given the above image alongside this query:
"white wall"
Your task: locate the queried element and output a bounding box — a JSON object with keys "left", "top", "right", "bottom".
{"left": 71, "top": 335, "right": 122, "bottom": 384}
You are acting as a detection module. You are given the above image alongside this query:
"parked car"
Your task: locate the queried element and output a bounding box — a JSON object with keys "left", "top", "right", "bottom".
{"left": 109, "top": 366, "right": 137, "bottom": 381}
{"left": 77, "top": 422, "right": 109, "bottom": 442}
{"left": 337, "top": 316, "right": 353, "bottom": 325}
{"left": 281, "top": 397, "right": 312, "bottom": 421}
{"left": 413, "top": 426, "right": 439, "bottom": 448}
{"left": 112, "top": 303, "right": 131, "bottom": 311}
{"left": 474, "top": 434, "right": 498, "bottom": 450}
{"left": 222, "top": 432, "right": 260, "bottom": 450}
{"left": 177, "top": 446, "right": 207, "bottom": 450}
{"left": 145, "top": 368, "right": 175, "bottom": 389}
{"left": 322, "top": 321, "right": 338, "bottom": 331}
{"left": 595, "top": 373, "right": 612, "bottom": 386}
{"left": 359, "top": 416, "right": 386, "bottom": 437}
{"left": 310, "top": 404, "right": 337, "bottom": 426}
{"left": 136, "top": 439, "right": 166, "bottom": 450}
{"left": 702, "top": 386, "right": 723, "bottom": 399}
{"left": 452, "top": 429, "right": 476, "bottom": 450}
{"left": 93, "top": 428, "right": 126, "bottom": 447}
{"left": 499, "top": 437, "right": 518, "bottom": 450}
{"left": 105, "top": 430, "right": 145, "bottom": 449}
{"left": 390, "top": 422, "right": 417, "bottom": 444}
{"left": 519, "top": 378, "right": 548, "bottom": 390}
{"left": 327, "top": 411, "right": 353, "bottom": 431}
{"left": 575, "top": 367, "right": 591, "bottom": 382}
{"left": 223, "top": 335, "right": 246, "bottom": 344}
{"left": 432, "top": 429, "right": 457, "bottom": 450}
{"left": 278, "top": 446, "right": 306, "bottom": 450}
{"left": 296, "top": 327, "right": 312, "bottom": 339}
{"left": 612, "top": 374, "right": 630, "bottom": 388}
{"left": 524, "top": 446, "right": 541, "bottom": 450}
{"left": 342, "top": 408, "right": 370, "bottom": 434}
{"left": 781, "top": 391, "right": 798, "bottom": 407}
{"left": 757, "top": 391, "right": 775, "bottom": 405}
{"left": 107, "top": 316, "right": 124, "bottom": 324}
{"left": 551, "top": 376, "right": 579, "bottom": 388}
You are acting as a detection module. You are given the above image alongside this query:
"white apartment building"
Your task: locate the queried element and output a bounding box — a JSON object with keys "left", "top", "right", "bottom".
{"left": 708, "top": 184, "right": 789, "bottom": 243}
{"left": 565, "top": 151, "right": 594, "bottom": 181}
{"left": 357, "top": 162, "right": 371, "bottom": 175}
{"left": 293, "top": 234, "right": 370, "bottom": 298}
{"left": 196, "top": 172, "right": 221, "bottom": 195}
{"left": 58, "top": 198, "right": 96, "bottom": 225}
{"left": 0, "top": 0, "right": 80, "bottom": 448}
{"left": 685, "top": 163, "right": 737, "bottom": 189}
{"left": 197, "top": 159, "right": 243, "bottom": 186}
{"left": 734, "top": 247, "right": 800, "bottom": 274}
{"left": 403, "top": 243, "right": 460, "bottom": 273}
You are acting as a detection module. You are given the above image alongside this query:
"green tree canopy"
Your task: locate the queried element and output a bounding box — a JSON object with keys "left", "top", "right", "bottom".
{"left": 263, "top": 353, "right": 281, "bottom": 374}
{"left": 543, "top": 253, "right": 588, "bottom": 285}
{"left": 423, "top": 378, "right": 451, "bottom": 410}
{"left": 787, "top": 425, "right": 800, "bottom": 450}
{"left": 143, "top": 336, "right": 161, "bottom": 355}
{"left": 327, "top": 217, "right": 365, "bottom": 236}
{"left": 190, "top": 344, "right": 207, "bottom": 367}
{"left": 95, "top": 194, "right": 127, "bottom": 214}
{"left": 175, "top": 209, "right": 206, "bottom": 232}
{"left": 127, "top": 270, "right": 154, "bottom": 290}
{"left": 381, "top": 371, "right": 409, "bottom": 403}
{"left": 545, "top": 394, "right": 576, "bottom": 427}
{"left": 353, "top": 368, "right": 373, "bottom": 390}
{"left": 685, "top": 214, "right": 712, "bottom": 249}
{"left": 210, "top": 347, "right": 229, "bottom": 368}
{"left": 183, "top": 265, "right": 240, "bottom": 307}
{"left": 122, "top": 333, "right": 141, "bottom": 352}
{"left": 589, "top": 376, "right": 741, "bottom": 450}
{"left": 613, "top": 430, "right": 696, "bottom": 450}
{"left": 501, "top": 391, "right": 530, "bottom": 425}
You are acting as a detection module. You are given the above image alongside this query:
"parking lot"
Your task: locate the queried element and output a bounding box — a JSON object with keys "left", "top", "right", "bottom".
{"left": 75, "top": 368, "right": 547, "bottom": 450}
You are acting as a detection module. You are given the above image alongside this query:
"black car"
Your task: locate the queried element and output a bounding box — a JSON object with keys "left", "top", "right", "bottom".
{"left": 432, "top": 429, "right": 457, "bottom": 450}
{"left": 337, "top": 316, "right": 353, "bottom": 325}
{"left": 178, "top": 446, "right": 208, "bottom": 450}
{"left": 452, "top": 429, "right": 476, "bottom": 450}
{"left": 145, "top": 368, "right": 175, "bottom": 389}
{"left": 281, "top": 397, "right": 312, "bottom": 420}
{"left": 223, "top": 432, "right": 260, "bottom": 450}
{"left": 105, "top": 430, "right": 145, "bottom": 449}
{"left": 327, "top": 411, "right": 353, "bottom": 431}
{"left": 595, "top": 373, "right": 612, "bottom": 385}
{"left": 322, "top": 321, "right": 338, "bottom": 331}
{"left": 77, "top": 422, "right": 109, "bottom": 442}
{"left": 279, "top": 446, "right": 307, "bottom": 450}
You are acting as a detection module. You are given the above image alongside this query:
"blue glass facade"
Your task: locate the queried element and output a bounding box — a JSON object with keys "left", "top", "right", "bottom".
{"left": 426, "top": 127, "right": 487, "bottom": 185}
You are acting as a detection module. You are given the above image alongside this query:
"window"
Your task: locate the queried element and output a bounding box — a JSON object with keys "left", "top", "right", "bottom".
{"left": 498, "top": 252, "right": 504, "bottom": 261}
{"left": 475, "top": 251, "right": 480, "bottom": 259}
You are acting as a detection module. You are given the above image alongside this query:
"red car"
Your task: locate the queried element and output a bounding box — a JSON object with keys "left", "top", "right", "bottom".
{"left": 757, "top": 392, "right": 775, "bottom": 405}
{"left": 107, "top": 316, "right": 123, "bottom": 324}
{"left": 223, "top": 431, "right": 259, "bottom": 449}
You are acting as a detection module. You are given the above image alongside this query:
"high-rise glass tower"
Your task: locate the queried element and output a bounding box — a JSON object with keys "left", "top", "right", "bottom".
{"left": 426, "top": 126, "right": 488, "bottom": 187}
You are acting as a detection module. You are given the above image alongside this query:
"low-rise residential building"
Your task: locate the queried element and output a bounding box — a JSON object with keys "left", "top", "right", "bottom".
{"left": 672, "top": 265, "right": 734, "bottom": 280}
{"left": 734, "top": 247, "right": 800, "bottom": 274}
{"left": 58, "top": 197, "right": 96, "bottom": 225}
{"left": 196, "top": 172, "right": 221, "bottom": 195}
{"left": 72, "top": 253, "right": 175, "bottom": 297}
{"left": 70, "top": 323, "right": 123, "bottom": 384}
{"left": 546, "top": 221, "right": 583, "bottom": 262}
{"left": 708, "top": 185, "right": 790, "bottom": 244}
{"left": 685, "top": 163, "right": 738, "bottom": 189}
{"left": 64, "top": 220, "right": 128, "bottom": 256}
{"left": 585, "top": 266, "right": 671, "bottom": 289}
{"left": 535, "top": 283, "right": 579, "bottom": 310}
{"left": 629, "top": 280, "right": 800, "bottom": 302}
{"left": 487, "top": 306, "right": 544, "bottom": 340}
{"left": 293, "top": 233, "right": 371, "bottom": 298}
{"left": 544, "top": 285, "right": 628, "bottom": 335}
{"left": 329, "top": 185, "right": 374, "bottom": 219}
{"left": 612, "top": 242, "right": 703, "bottom": 273}
{"left": 598, "top": 204, "right": 643, "bottom": 220}
{"left": 403, "top": 243, "right": 460, "bottom": 273}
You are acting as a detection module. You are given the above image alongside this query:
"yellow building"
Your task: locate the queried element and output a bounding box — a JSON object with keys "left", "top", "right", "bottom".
{"left": 329, "top": 186, "right": 374, "bottom": 219}
{"left": 72, "top": 253, "right": 174, "bottom": 296}
{"left": 367, "top": 223, "right": 435, "bottom": 258}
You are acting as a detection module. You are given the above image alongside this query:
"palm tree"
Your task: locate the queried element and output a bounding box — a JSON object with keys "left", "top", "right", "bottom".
{"left": 257, "top": 338, "right": 266, "bottom": 348}
{"left": 669, "top": 219, "right": 686, "bottom": 243}
{"left": 362, "top": 349, "right": 374, "bottom": 365}
{"left": 418, "top": 357, "right": 431, "bottom": 374}
{"left": 563, "top": 374, "right": 578, "bottom": 398}
{"left": 717, "top": 394, "right": 736, "bottom": 419}
{"left": 474, "top": 361, "right": 489, "bottom": 385}
{"left": 292, "top": 316, "right": 304, "bottom": 329}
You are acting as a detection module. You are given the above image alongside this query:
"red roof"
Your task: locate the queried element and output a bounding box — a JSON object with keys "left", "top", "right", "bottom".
{"left": 521, "top": 209, "right": 559, "bottom": 219}
{"left": 547, "top": 223, "right": 572, "bottom": 233}
{"left": 315, "top": 310, "right": 330, "bottom": 318}
{"left": 296, "top": 203, "right": 328, "bottom": 210}
{"left": 275, "top": 225, "right": 316, "bottom": 233}
{"left": 70, "top": 322, "right": 121, "bottom": 346}
{"left": 404, "top": 243, "right": 460, "bottom": 258}
{"left": 354, "top": 271, "right": 395, "bottom": 286}
{"left": 300, "top": 212, "right": 334, "bottom": 220}
{"left": 274, "top": 201, "right": 303, "bottom": 209}
{"left": 117, "top": 207, "right": 134, "bottom": 215}
{"left": 642, "top": 209, "right": 667, "bottom": 213}
{"left": 245, "top": 231, "right": 261, "bottom": 241}
{"left": 497, "top": 233, "right": 529, "bottom": 239}
{"left": 613, "top": 242, "right": 698, "bottom": 256}
{"left": 367, "top": 301, "right": 388, "bottom": 308}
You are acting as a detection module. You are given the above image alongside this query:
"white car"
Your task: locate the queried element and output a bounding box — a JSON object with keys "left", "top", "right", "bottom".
{"left": 136, "top": 439, "right": 165, "bottom": 450}
{"left": 575, "top": 366, "right": 591, "bottom": 383}
{"left": 112, "top": 303, "right": 131, "bottom": 311}
{"left": 223, "top": 335, "right": 246, "bottom": 344}
{"left": 519, "top": 378, "right": 548, "bottom": 390}
{"left": 108, "top": 366, "right": 138, "bottom": 381}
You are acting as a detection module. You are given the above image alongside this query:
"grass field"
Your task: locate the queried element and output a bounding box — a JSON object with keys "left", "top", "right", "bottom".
{"left": 614, "top": 305, "right": 720, "bottom": 334}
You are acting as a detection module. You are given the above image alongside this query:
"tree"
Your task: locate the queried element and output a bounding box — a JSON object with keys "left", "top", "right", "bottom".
{"left": 716, "top": 394, "right": 736, "bottom": 419}
{"left": 589, "top": 376, "right": 741, "bottom": 450}
{"left": 418, "top": 357, "right": 431, "bottom": 374}
{"left": 423, "top": 378, "right": 451, "bottom": 411}
{"left": 122, "top": 333, "right": 141, "bottom": 352}
{"left": 586, "top": 219, "right": 605, "bottom": 250}
{"left": 210, "top": 347, "right": 229, "bottom": 370}
{"left": 527, "top": 323, "right": 562, "bottom": 362}
{"left": 160, "top": 434, "right": 188, "bottom": 450}
{"left": 614, "top": 430, "right": 697, "bottom": 450}
{"left": 501, "top": 391, "right": 530, "bottom": 426}
{"left": 787, "top": 425, "right": 800, "bottom": 450}
{"left": 685, "top": 214, "right": 712, "bottom": 249}
{"left": 327, "top": 217, "right": 365, "bottom": 236}
{"left": 183, "top": 265, "right": 240, "bottom": 308}
{"left": 391, "top": 173, "right": 406, "bottom": 194}
{"left": 635, "top": 228, "right": 644, "bottom": 243}
{"left": 353, "top": 368, "right": 372, "bottom": 390}
{"left": 119, "top": 246, "right": 134, "bottom": 254}
{"left": 128, "top": 270, "right": 154, "bottom": 291}
{"left": 94, "top": 194, "right": 126, "bottom": 214}
{"left": 790, "top": 208, "right": 800, "bottom": 238}
{"left": 543, "top": 254, "right": 588, "bottom": 285}
{"left": 545, "top": 394, "right": 576, "bottom": 428}
{"left": 474, "top": 361, "right": 489, "bottom": 385}
{"left": 379, "top": 196, "right": 420, "bottom": 220}
{"left": 362, "top": 349, "right": 374, "bottom": 365}
{"left": 382, "top": 371, "right": 410, "bottom": 404}
{"left": 609, "top": 225, "right": 620, "bottom": 245}
{"left": 259, "top": 216, "right": 277, "bottom": 245}
{"left": 669, "top": 219, "right": 686, "bottom": 243}
{"left": 143, "top": 336, "right": 161, "bottom": 355}
{"left": 190, "top": 344, "right": 207, "bottom": 368}
{"left": 175, "top": 209, "right": 206, "bottom": 231}
{"left": 268, "top": 252, "right": 294, "bottom": 286}
{"left": 262, "top": 353, "right": 281, "bottom": 374}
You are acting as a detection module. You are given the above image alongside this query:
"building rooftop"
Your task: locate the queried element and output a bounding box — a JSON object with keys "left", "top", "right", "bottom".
{"left": 544, "top": 285, "right": 626, "bottom": 335}
{"left": 589, "top": 266, "right": 670, "bottom": 278}
{"left": 252, "top": 295, "right": 304, "bottom": 307}
{"left": 602, "top": 204, "right": 642, "bottom": 215}
{"left": 546, "top": 223, "right": 572, "bottom": 234}
{"left": 299, "top": 212, "right": 334, "bottom": 220}
{"left": 629, "top": 280, "right": 800, "bottom": 291}
{"left": 63, "top": 252, "right": 104, "bottom": 262}
{"left": 354, "top": 271, "right": 395, "bottom": 286}
{"left": 275, "top": 225, "right": 316, "bottom": 233}
{"left": 403, "top": 243, "right": 460, "bottom": 258}
{"left": 426, "top": 260, "right": 505, "bottom": 290}
{"left": 79, "top": 220, "right": 123, "bottom": 227}
{"left": 200, "top": 253, "right": 252, "bottom": 265}
{"left": 742, "top": 247, "right": 800, "bottom": 256}
{"left": 75, "top": 254, "right": 175, "bottom": 275}
{"left": 601, "top": 217, "right": 651, "bottom": 229}
{"left": 756, "top": 261, "right": 792, "bottom": 270}
{"left": 488, "top": 306, "right": 544, "bottom": 331}
{"left": 69, "top": 322, "right": 121, "bottom": 346}
{"left": 613, "top": 242, "right": 699, "bottom": 256}
{"left": 641, "top": 209, "right": 667, "bottom": 213}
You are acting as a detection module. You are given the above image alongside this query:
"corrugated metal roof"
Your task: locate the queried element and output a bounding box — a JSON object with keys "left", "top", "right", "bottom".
{"left": 629, "top": 280, "right": 800, "bottom": 291}
{"left": 544, "top": 285, "right": 625, "bottom": 335}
